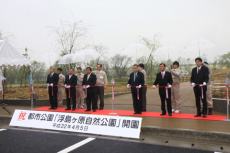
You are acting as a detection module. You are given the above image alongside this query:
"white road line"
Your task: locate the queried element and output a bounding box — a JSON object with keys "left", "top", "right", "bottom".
{"left": 0, "top": 129, "right": 6, "bottom": 132}
{"left": 57, "top": 137, "right": 95, "bottom": 153}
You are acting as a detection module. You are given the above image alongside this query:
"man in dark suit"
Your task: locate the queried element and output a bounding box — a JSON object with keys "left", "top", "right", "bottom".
{"left": 191, "top": 57, "right": 209, "bottom": 117}
{"left": 127, "top": 64, "right": 145, "bottom": 114}
{"left": 65, "top": 68, "right": 78, "bottom": 110}
{"left": 46, "top": 67, "right": 59, "bottom": 109}
{"left": 82, "top": 67, "right": 97, "bottom": 112}
{"left": 153, "top": 63, "right": 173, "bottom": 116}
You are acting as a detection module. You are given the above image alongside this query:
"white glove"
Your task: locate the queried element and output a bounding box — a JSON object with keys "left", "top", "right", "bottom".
{"left": 191, "top": 83, "right": 195, "bottom": 87}
{"left": 50, "top": 83, "right": 53, "bottom": 87}
{"left": 152, "top": 85, "right": 156, "bottom": 89}
{"left": 203, "top": 82, "right": 207, "bottom": 86}
{"left": 86, "top": 85, "right": 90, "bottom": 89}
{"left": 167, "top": 84, "right": 172, "bottom": 88}
{"left": 64, "top": 84, "right": 70, "bottom": 88}
{"left": 136, "top": 85, "right": 142, "bottom": 89}
{"left": 127, "top": 84, "right": 130, "bottom": 88}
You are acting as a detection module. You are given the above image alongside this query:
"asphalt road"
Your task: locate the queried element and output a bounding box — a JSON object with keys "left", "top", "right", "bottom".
{"left": 0, "top": 128, "right": 214, "bottom": 153}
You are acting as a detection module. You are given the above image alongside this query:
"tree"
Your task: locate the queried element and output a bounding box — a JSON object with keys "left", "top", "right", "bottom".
{"left": 111, "top": 54, "right": 132, "bottom": 79}
{"left": 55, "top": 21, "right": 86, "bottom": 56}
{"left": 93, "top": 44, "right": 107, "bottom": 63}
{"left": 216, "top": 52, "right": 230, "bottom": 68}
{"left": 141, "top": 35, "right": 160, "bottom": 80}
{"left": 30, "top": 61, "right": 46, "bottom": 84}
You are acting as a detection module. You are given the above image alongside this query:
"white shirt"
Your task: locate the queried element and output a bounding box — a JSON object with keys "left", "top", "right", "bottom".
{"left": 87, "top": 73, "right": 91, "bottom": 80}
{"left": 197, "top": 66, "right": 202, "bottom": 74}
{"left": 95, "top": 70, "right": 108, "bottom": 86}
{"left": 69, "top": 75, "right": 72, "bottom": 79}
{"left": 161, "top": 71, "right": 165, "bottom": 78}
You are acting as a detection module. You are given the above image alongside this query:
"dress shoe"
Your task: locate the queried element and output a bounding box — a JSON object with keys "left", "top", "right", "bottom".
{"left": 160, "top": 113, "right": 166, "bottom": 116}
{"left": 65, "top": 108, "right": 71, "bottom": 110}
{"left": 93, "top": 109, "right": 96, "bottom": 112}
{"left": 168, "top": 114, "right": 172, "bottom": 116}
{"left": 72, "top": 108, "right": 76, "bottom": 111}
{"left": 202, "top": 114, "right": 207, "bottom": 118}
{"left": 194, "top": 114, "right": 201, "bottom": 117}
{"left": 85, "top": 109, "right": 91, "bottom": 112}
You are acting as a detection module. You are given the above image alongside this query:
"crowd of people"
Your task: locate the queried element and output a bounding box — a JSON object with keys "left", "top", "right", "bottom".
{"left": 46, "top": 57, "right": 213, "bottom": 118}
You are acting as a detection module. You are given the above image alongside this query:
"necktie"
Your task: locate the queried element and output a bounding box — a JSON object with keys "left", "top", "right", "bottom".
{"left": 197, "top": 67, "right": 200, "bottom": 74}
{"left": 134, "top": 73, "right": 137, "bottom": 82}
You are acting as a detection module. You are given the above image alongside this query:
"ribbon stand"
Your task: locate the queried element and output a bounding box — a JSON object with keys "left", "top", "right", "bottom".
{"left": 109, "top": 79, "right": 117, "bottom": 115}
{"left": 226, "top": 84, "right": 230, "bottom": 121}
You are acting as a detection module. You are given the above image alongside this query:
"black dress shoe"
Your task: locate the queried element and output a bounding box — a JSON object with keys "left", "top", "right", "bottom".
{"left": 194, "top": 114, "right": 201, "bottom": 117}
{"left": 85, "top": 109, "right": 91, "bottom": 112}
{"left": 168, "top": 114, "right": 172, "bottom": 116}
{"left": 160, "top": 113, "right": 166, "bottom": 116}
{"left": 65, "top": 108, "right": 71, "bottom": 110}
{"left": 93, "top": 109, "right": 96, "bottom": 112}
{"left": 72, "top": 108, "right": 76, "bottom": 111}
{"left": 99, "top": 108, "right": 104, "bottom": 110}
{"left": 202, "top": 114, "right": 207, "bottom": 118}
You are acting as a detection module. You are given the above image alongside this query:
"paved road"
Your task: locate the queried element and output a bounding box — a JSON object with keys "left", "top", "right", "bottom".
{"left": 0, "top": 128, "right": 213, "bottom": 153}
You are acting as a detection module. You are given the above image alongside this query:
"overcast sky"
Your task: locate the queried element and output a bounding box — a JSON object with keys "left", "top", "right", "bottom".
{"left": 0, "top": 0, "right": 230, "bottom": 66}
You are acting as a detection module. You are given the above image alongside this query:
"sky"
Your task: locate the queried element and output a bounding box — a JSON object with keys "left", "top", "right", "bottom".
{"left": 0, "top": 0, "right": 230, "bottom": 66}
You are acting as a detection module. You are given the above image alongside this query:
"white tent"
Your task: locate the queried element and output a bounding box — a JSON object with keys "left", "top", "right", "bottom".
{"left": 0, "top": 40, "right": 33, "bottom": 109}
{"left": 0, "top": 40, "right": 30, "bottom": 66}
{"left": 58, "top": 48, "right": 101, "bottom": 65}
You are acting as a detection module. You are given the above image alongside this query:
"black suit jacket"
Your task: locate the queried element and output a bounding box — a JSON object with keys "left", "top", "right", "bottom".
{"left": 128, "top": 72, "right": 145, "bottom": 87}
{"left": 190, "top": 66, "right": 209, "bottom": 84}
{"left": 153, "top": 71, "right": 173, "bottom": 86}
{"left": 82, "top": 73, "right": 97, "bottom": 87}
{"left": 46, "top": 73, "right": 59, "bottom": 85}
{"left": 65, "top": 75, "right": 78, "bottom": 88}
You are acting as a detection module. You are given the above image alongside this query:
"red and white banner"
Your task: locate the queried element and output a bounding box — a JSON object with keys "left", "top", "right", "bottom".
{"left": 10, "top": 109, "right": 142, "bottom": 139}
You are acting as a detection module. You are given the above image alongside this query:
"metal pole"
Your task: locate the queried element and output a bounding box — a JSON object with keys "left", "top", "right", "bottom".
{"left": 112, "top": 84, "right": 114, "bottom": 112}
{"left": 109, "top": 79, "right": 117, "bottom": 115}
{"left": 29, "top": 67, "right": 34, "bottom": 110}
{"left": 227, "top": 85, "right": 229, "bottom": 121}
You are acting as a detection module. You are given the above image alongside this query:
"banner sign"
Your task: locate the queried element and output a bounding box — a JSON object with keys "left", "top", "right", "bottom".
{"left": 10, "top": 110, "right": 142, "bottom": 139}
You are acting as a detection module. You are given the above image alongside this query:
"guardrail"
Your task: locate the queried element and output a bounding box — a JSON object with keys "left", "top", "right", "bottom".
{"left": 212, "top": 83, "right": 230, "bottom": 121}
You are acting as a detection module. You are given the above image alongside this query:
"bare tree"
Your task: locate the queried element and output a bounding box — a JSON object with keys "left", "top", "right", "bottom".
{"left": 141, "top": 35, "right": 160, "bottom": 64}
{"left": 141, "top": 35, "right": 160, "bottom": 80}
{"left": 111, "top": 54, "right": 132, "bottom": 79}
{"left": 93, "top": 44, "right": 107, "bottom": 63}
{"left": 56, "top": 21, "right": 86, "bottom": 56}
